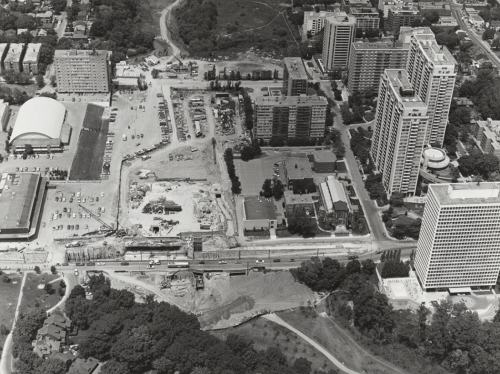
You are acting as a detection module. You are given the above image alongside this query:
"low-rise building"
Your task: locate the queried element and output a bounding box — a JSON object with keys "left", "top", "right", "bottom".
{"left": 435, "top": 16, "right": 458, "bottom": 29}
{"left": 0, "top": 99, "right": 9, "bottom": 132}
{"left": 350, "top": 7, "right": 380, "bottom": 30}
{"left": 3, "top": 43, "right": 25, "bottom": 72}
{"left": 302, "top": 11, "right": 338, "bottom": 36}
{"left": 69, "top": 357, "right": 99, "bottom": 374}
{"left": 418, "top": 3, "right": 451, "bottom": 16}
{"left": 32, "top": 315, "right": 72, "bottom": 359}
{"left": 22, "top": 43, "right": 41, "bottom": 74}
{"left": 319, "top": 176, "right": 352, "bottom": 226}
{"left": 343, "top": 0, "right": 371, "bottom": 7}
{"left": 284, "top": 191, "right": 315, "bottom": 215}
{"left": 312, "top": 150, "right": 337, "bottom": 173}
{"left": 284, "top": 157, "right": 314, "bottom": 190}
{"left": 243, "top": 196, "right": 278, "bottom": 231}
{"left": 378, "top": 0, "right": 404, "bottom": 18}
{"left": 473, "top": 118, "right": 500, "bottom": 157}
{"left": 470, "top": 14, "right": 485, "bottom": 28}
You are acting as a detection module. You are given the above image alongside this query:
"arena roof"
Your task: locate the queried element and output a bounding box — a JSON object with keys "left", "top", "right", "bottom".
{"left": 10, "top": 98, "right": 66, "bottom": 143}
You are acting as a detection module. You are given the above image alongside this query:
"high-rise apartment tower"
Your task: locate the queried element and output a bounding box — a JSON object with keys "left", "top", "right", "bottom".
{"left": 283, "top": 58, "right": 308, "bottom": 96}
{"left": 322, "top": 14, "right": 356, "bottom": 69}
{"left": 415, "top": 182, "right": 500, "bottom": 291}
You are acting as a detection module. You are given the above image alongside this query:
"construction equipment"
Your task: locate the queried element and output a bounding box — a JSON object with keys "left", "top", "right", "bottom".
{"left": 78, "top": 204, "right": 126, "bottom": 237}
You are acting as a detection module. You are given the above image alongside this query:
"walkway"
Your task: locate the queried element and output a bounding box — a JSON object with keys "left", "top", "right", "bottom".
{"left": 263, "top": 313, "right": 361, "bottom": 374}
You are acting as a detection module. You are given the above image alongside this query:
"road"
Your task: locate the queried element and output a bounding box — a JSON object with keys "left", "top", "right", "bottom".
{"left": 159, "top": 0, "right": 181, "bottom": 60}
{"left": 448, "top": 0, "right": 500, "bottom": 69}
{"left": 320, "top": 82, "right": 387, "bottom": 242}
{"left": 263, "top": 313, "right": 361, "bottom": 374}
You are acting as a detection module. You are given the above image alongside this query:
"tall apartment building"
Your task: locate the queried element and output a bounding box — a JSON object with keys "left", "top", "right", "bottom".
{"left": 4, "top": 44, "right": 26, "bottom": 72}
{"left": 343, "top": 0, "right": 371, "bottom": 7}
{"left": 54, "top": 49, "right": 110, "bottom": 93}
{"left": 302, "top": 11, "right": 337, "bottom": 36}
{"left": 371, "top": 70, "right": 428, "bottom": 196}
{"left": 283, "top": 57, "right": 308, "bottom": 96}
{"left": 348, "top": 40, "right": 409, "bottom": 93}
{"left": 322, "top": 14, "right": 356, "bottom": 69}
{"left": 254, "top": 95, "right": 327, "bottom": 140}
{"left": 406, "top": 34, "right": 456, "bottom": 146}
{"left": 22, "top": 43, "right": 41, "bottom": 74}
{"left": 387, "top": 4, "right": 419, "bottom": 34}
{"left": 398, "top": 26, "right": 433, "bottom": 43}
{"left": 350, "top": 8, "right": 380, "bottom": 30}
{"left": 415, "top": 182, "right": 500, "bottom": 291}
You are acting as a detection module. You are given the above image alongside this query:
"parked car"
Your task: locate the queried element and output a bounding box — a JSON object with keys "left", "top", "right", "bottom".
{"left": 256, "top": 259, "right": 264, "bottom": 263}
{"left": 218, "top": 261, "right": 227, "bottom": 264}
{"left": 121, "top": 262, "right": 130, "bottom": 266}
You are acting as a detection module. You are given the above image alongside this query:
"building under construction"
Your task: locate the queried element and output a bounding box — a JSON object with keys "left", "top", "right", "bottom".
{"left": 142, "top": 197, "right": 182, "bottom": 214}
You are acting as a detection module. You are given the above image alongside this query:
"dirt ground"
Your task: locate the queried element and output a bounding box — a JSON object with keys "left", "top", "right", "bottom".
{"left": 127, "top": 181, "right": 225, "bottom": 236}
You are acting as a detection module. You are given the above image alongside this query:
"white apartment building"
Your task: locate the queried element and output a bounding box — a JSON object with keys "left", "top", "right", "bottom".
{"left": 322, "top": 14, "right": 356, "bottom": 69}
{"left": 405, "top": 34, "right": 457, "bottom": 147}
{"left": 378, "top": 0, "right": 404, "bottom": 17}
{"left": 371, "top": 70, "right": 428, "bottom": 196}
{"left": 302, "top": 11, "right": 337, "bottom": 36}
{"left": 350, "top": 8, "right": 380, "bottom": 30}
{"left": 415, "top": 182, "right": 500, "bottom": 291}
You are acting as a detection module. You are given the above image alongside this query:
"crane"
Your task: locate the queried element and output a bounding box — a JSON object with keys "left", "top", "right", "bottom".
{"left": 78, "top": 204, "right": 116, "bottom": 236}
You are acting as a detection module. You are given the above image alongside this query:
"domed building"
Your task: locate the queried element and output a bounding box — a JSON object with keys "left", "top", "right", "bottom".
{"left": 10, "top": 97, "right": 71, "bottom": 153}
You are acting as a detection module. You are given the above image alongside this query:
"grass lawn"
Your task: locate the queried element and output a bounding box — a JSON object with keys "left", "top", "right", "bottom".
{"left": 211, "top": 316, "right": 339, "bottom": 373}
{"left": 19, "top": 273, "right": 62, "bottom": 314}
{"left": 394, "top": 215, "right": 416, "bottom": 226}
{"left": 0, "top": 273, "right": 23, "bottom": 349}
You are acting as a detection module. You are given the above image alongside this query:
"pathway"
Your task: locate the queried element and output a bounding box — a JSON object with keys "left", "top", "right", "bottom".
{"left": 263, "top": 313, "right": 361, "bottom": 374}
{"left": 0, "top": 272, "right": 27, "bottom": 374}
{"left": 159, "top": 0, "right": 181, "bottom": 60}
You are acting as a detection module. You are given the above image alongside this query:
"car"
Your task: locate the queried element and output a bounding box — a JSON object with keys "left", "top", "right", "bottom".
{"left": 1, "top": 266, "right": 10, "bottom": 270}
{"left": 218, "top": 261, "right": 227, "bottom": 264}
{"left": 140, "top": 134, "right": 144, "bottom": 138}
{"left": 273, "top": 259, "right": 281, "bottom": 262}
{"left": 75, "top": 224, "right": 79, "bottom": 230}
{"left": 289, "top": 259, "right": 295, "bottom": 262}
{"left": 69, "top": 198, "right": 73, "bottom": 203}
{"left": 96, "top": 262, "right": 106, "bottom": 266}
{"left": 198, "top": 260, "right": 205, "bottom": 264}
{"left": 62, "top": 263, "right": 69, "bottom": 266}
{"left": 147, "top": 265, "right": 154, "bottom": 269}
{"left": 74, "top": 270, "right": 79, "bottom": 276}
{"left": 67, "top": 225, "right": 71, "bottom": 230}
{"left": 256, "top": 259, "right": 264, "bottom": 263}
{"left": 96, "top": 197, "right": 99, "bottom": 202}
{"left": 347, "top": 255, "right": 359, "bottom": 260}
{"left": 63, "top": 207, "right": 67, "bottom": 213}
{"left": 136, "top": 143, "right": 141, "bottom": 146}
{"left": 234, "top": 261, "right": 242, "bottom": 264}
{"left": 121, "top": 262, "right": 130, "bottom": 266}
{"left": 76, "top": 262, "right": 85, "bottom": 266}
{"left": 90, "top": 197, "right": 94, "bottom": 202}
{"left": 86, "top": 262, "right": 95, "bottom": 266}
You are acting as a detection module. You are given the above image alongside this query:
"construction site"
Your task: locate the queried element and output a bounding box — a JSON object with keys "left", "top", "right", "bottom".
{"left": 115, "top": 268, "right": 315, "bottom": 329}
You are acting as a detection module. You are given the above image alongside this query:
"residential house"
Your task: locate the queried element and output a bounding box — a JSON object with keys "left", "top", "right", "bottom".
{"left": 69, "top": 357, "right": 99, "bottom": 374}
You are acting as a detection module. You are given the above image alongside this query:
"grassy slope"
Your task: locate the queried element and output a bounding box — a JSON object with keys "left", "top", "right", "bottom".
{"left": 19, "top": 272, "right": 61, "bottom": 314}
{"left": 0, "top": 273, "right": 23, "bottom": 348}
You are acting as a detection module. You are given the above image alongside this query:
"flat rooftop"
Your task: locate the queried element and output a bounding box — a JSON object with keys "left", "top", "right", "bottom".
{"left": 314, "top": 150, "right": 337, "bottom": 163}
{"left": 55, "top": 49, "right": 108, "bottom": 59}
{"left": 244, "top": 197, "right": 277, "bottom": 221}
{"left": 352, "top": 40, "right": 407, "bottom": 50}
{"left": 431, "top": 183, "right": 500, "bottom": 205}
{"left": 284, "top": 57, "right": 308, "bottom": 80}
{"left": 325, "top": 14, "right": 356, "bottom": 24}
{"left": 385, "top": 70, "right": 426, "bottom": 107}
{"left": 255, "top": 95, "right": 327, "bottom": 107}
{"left": 4, "top": 44, "right": 25, "bottom": 63}
{"left": 389, "top": 4, "right": 419, "bottom": 13}
{"left": 285, "top": 157, "right": 313, "bottom": 180}
{"left": 350, "top": 7, "right": 378, "bottom": 15}
{"left": 413, "top": 34, "right": 457, "bottom": 66}
{"left": 24, "top": 43, "right": 41, "bottom": 63}
{"left": 0, "top": 173, "right": 39, "bottom": 230}
{"left": 284, "top": 191, "right": 314, "bottom": 205}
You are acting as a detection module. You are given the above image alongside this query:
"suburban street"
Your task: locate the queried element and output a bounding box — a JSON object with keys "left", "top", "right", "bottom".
{"left": 448, "top": 0, "right": 500, "bottom": 69}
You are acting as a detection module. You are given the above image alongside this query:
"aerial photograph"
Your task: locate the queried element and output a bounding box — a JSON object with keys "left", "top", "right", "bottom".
{"left": 1, "top": 0, "right": 500, "bottom": 373}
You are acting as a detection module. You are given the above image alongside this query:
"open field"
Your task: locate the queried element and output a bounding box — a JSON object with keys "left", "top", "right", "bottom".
{"left": 211, "top": 316, "right": 339, "bottom": 373}
{"left": 70, "top": 105, "right": 109, "bottom": 181}
{"left": 235, "top": 153, "right": 284, "bottom": 196}
{"left": 0, "top": 273, "right": 22, "bottom": 349}
{"left": 277, "top": 308, "right": 407, "bottom": 374}
{"left": 19, "top": 272, "right": 61, "bottom": 314}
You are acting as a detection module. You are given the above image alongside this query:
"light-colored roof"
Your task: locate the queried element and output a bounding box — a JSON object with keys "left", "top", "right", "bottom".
{"left": 320, "top": 182, "right": 334, "bottom": 212}
{"left": 326, "top": 177, "right": 349, "bottom": 204}
{"left": 431, "top": 182, "right": 500, "bottom": 205}
{"left": 23, "top": 43, "right": 41, "bottom": 63}
{"left": 11, "top": 98, "right": 65, "bottom": 142}
{"left": 4, "top": 43, "right": 24, "bottom": 63}
{"left": 244, "top": 197, "right": 277, "bottom": 221}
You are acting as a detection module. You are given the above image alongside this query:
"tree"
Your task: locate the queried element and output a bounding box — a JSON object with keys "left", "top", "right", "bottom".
{"left": 389, "top": 191, "right": 404, "bottom": 207}
{"left": 483, "top": 28, "right": 496, "bottom": 40}
{"left": 272, "top": 179, "right": 285, "bottom": 200}
{"left": 251, "top": 139, "right": 262, "bottom": 157}
{"left": 34, "top": 266, "right": 40, "bottom": 274}
{"left": 50, "top": 266, "right": 56, "bottom": 274}
{"left": 361, "top": 259, "right": 376, "bottom": 276}
{"left": 287, "top": 211, "right": 317, "bottom": 238}
{"left": 293, "top": 357, "right": 312, "bottom": 374}
{"left": 15, "top": 15, "right": 36, "bottom": 30}
{"left": 35, "top": 358, "right": 67, "bottom": 374}
{"left": 100, "top": 360, "right": 131, "bottom": 374}
{"left": 151, "top": 69, "right": 159, "bottom": 79}
{"left": 240, "top": 145, "right": 255, "bottom": 161}
{"left": 0, "top": 324, "right": 9, "bottom": 335}
{"left": 35, "top": 75, "right": 44, "bottom": 88}
{"left": 231, "top": 176, "right": 241, "bottom": 194}
{"left": 50, "top": 75, "right": 57, "bottom": 87}
{"left": 44, "top": 283, "right": 54, "bottom": 295}
{"left": 261, "top": 179, "right": 273, "bottom": 198}
{"left": 3, "top": 275, "right": 10, "bottom": 283}
{"left": 435, "top": 32, "right": 460, "bottom": 49}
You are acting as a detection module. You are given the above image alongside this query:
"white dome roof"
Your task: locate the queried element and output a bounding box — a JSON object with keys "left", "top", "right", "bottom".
{"left": 10, "top": 97, "right": 66, "bottom": 143}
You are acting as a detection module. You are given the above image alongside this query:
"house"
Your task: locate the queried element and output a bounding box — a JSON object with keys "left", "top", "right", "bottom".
{"left": 283, "top": 191, "right": 316, "bottom": 215}
{"left": 36, "top": 324, "right": 67, "bottom": 343}
{"left": 17, "top": 28, "right": 28, "bottom": 35}
{"left": 44, "top": 314, "right": 72, "bottom": 330}
{"left": 77, "top": 11, "right": 88, "bottom": 21}
{"left": 49, "top": 351, "right": 76, "bottom": 364}
{"left": 69, "top": 357, "right": 99, "bottom": 374}
{"left": 33, "top": 339, "right": 61, "bottom": 358}
{"left": 455, "top": 97, "right": 473, "bottom": 107}
{"left": 243, "top": 196, "right": 278, "bottom": 231}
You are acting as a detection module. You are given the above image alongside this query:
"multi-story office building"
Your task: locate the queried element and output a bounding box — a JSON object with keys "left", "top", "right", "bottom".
{"left": 302, "top": 11, "right": 337, "bottom": 36}
{"left": 322, "top": 14, "right": 356, "bottom": 69}
{"left": 406, "top": 34, "right": 456, "bottom": 146}
{"left": 22, "top": 43, "right": 41, "bottom": 74}
{"left": 54, "top": 49, "right": 110, "bottom": 93}
{"left": 371, "top": 70, "right": 428, "bottom": 196}
{"left": 387, "top": 4, "right": 419, "bottom": 34}
{"left": 254, "top": 95, "right": 327, "bottom": 140}
{"left": 348, "top": 40, "right": 409, "bottom": 93}
{"left": 283, "top": 58, "right": 308, "bottom": 96}
{"left": 4, "top": 44, "right": 25, "bottom": 72}
{"left": 350, "top": 8, "right": 380, "bottom": 30}
{"left": 415, "top": 182, "right": 500, "bottom": 291}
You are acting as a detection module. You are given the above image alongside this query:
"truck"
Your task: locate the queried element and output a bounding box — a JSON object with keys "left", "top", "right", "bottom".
{"left": 167, "top": 262, "right": 189, "bottom": 268}
{"left": 141, "top": 155, "right": 151, "bottom": 160}
{"left": 123, "top": 134, "right": 127, "bottom": 141}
